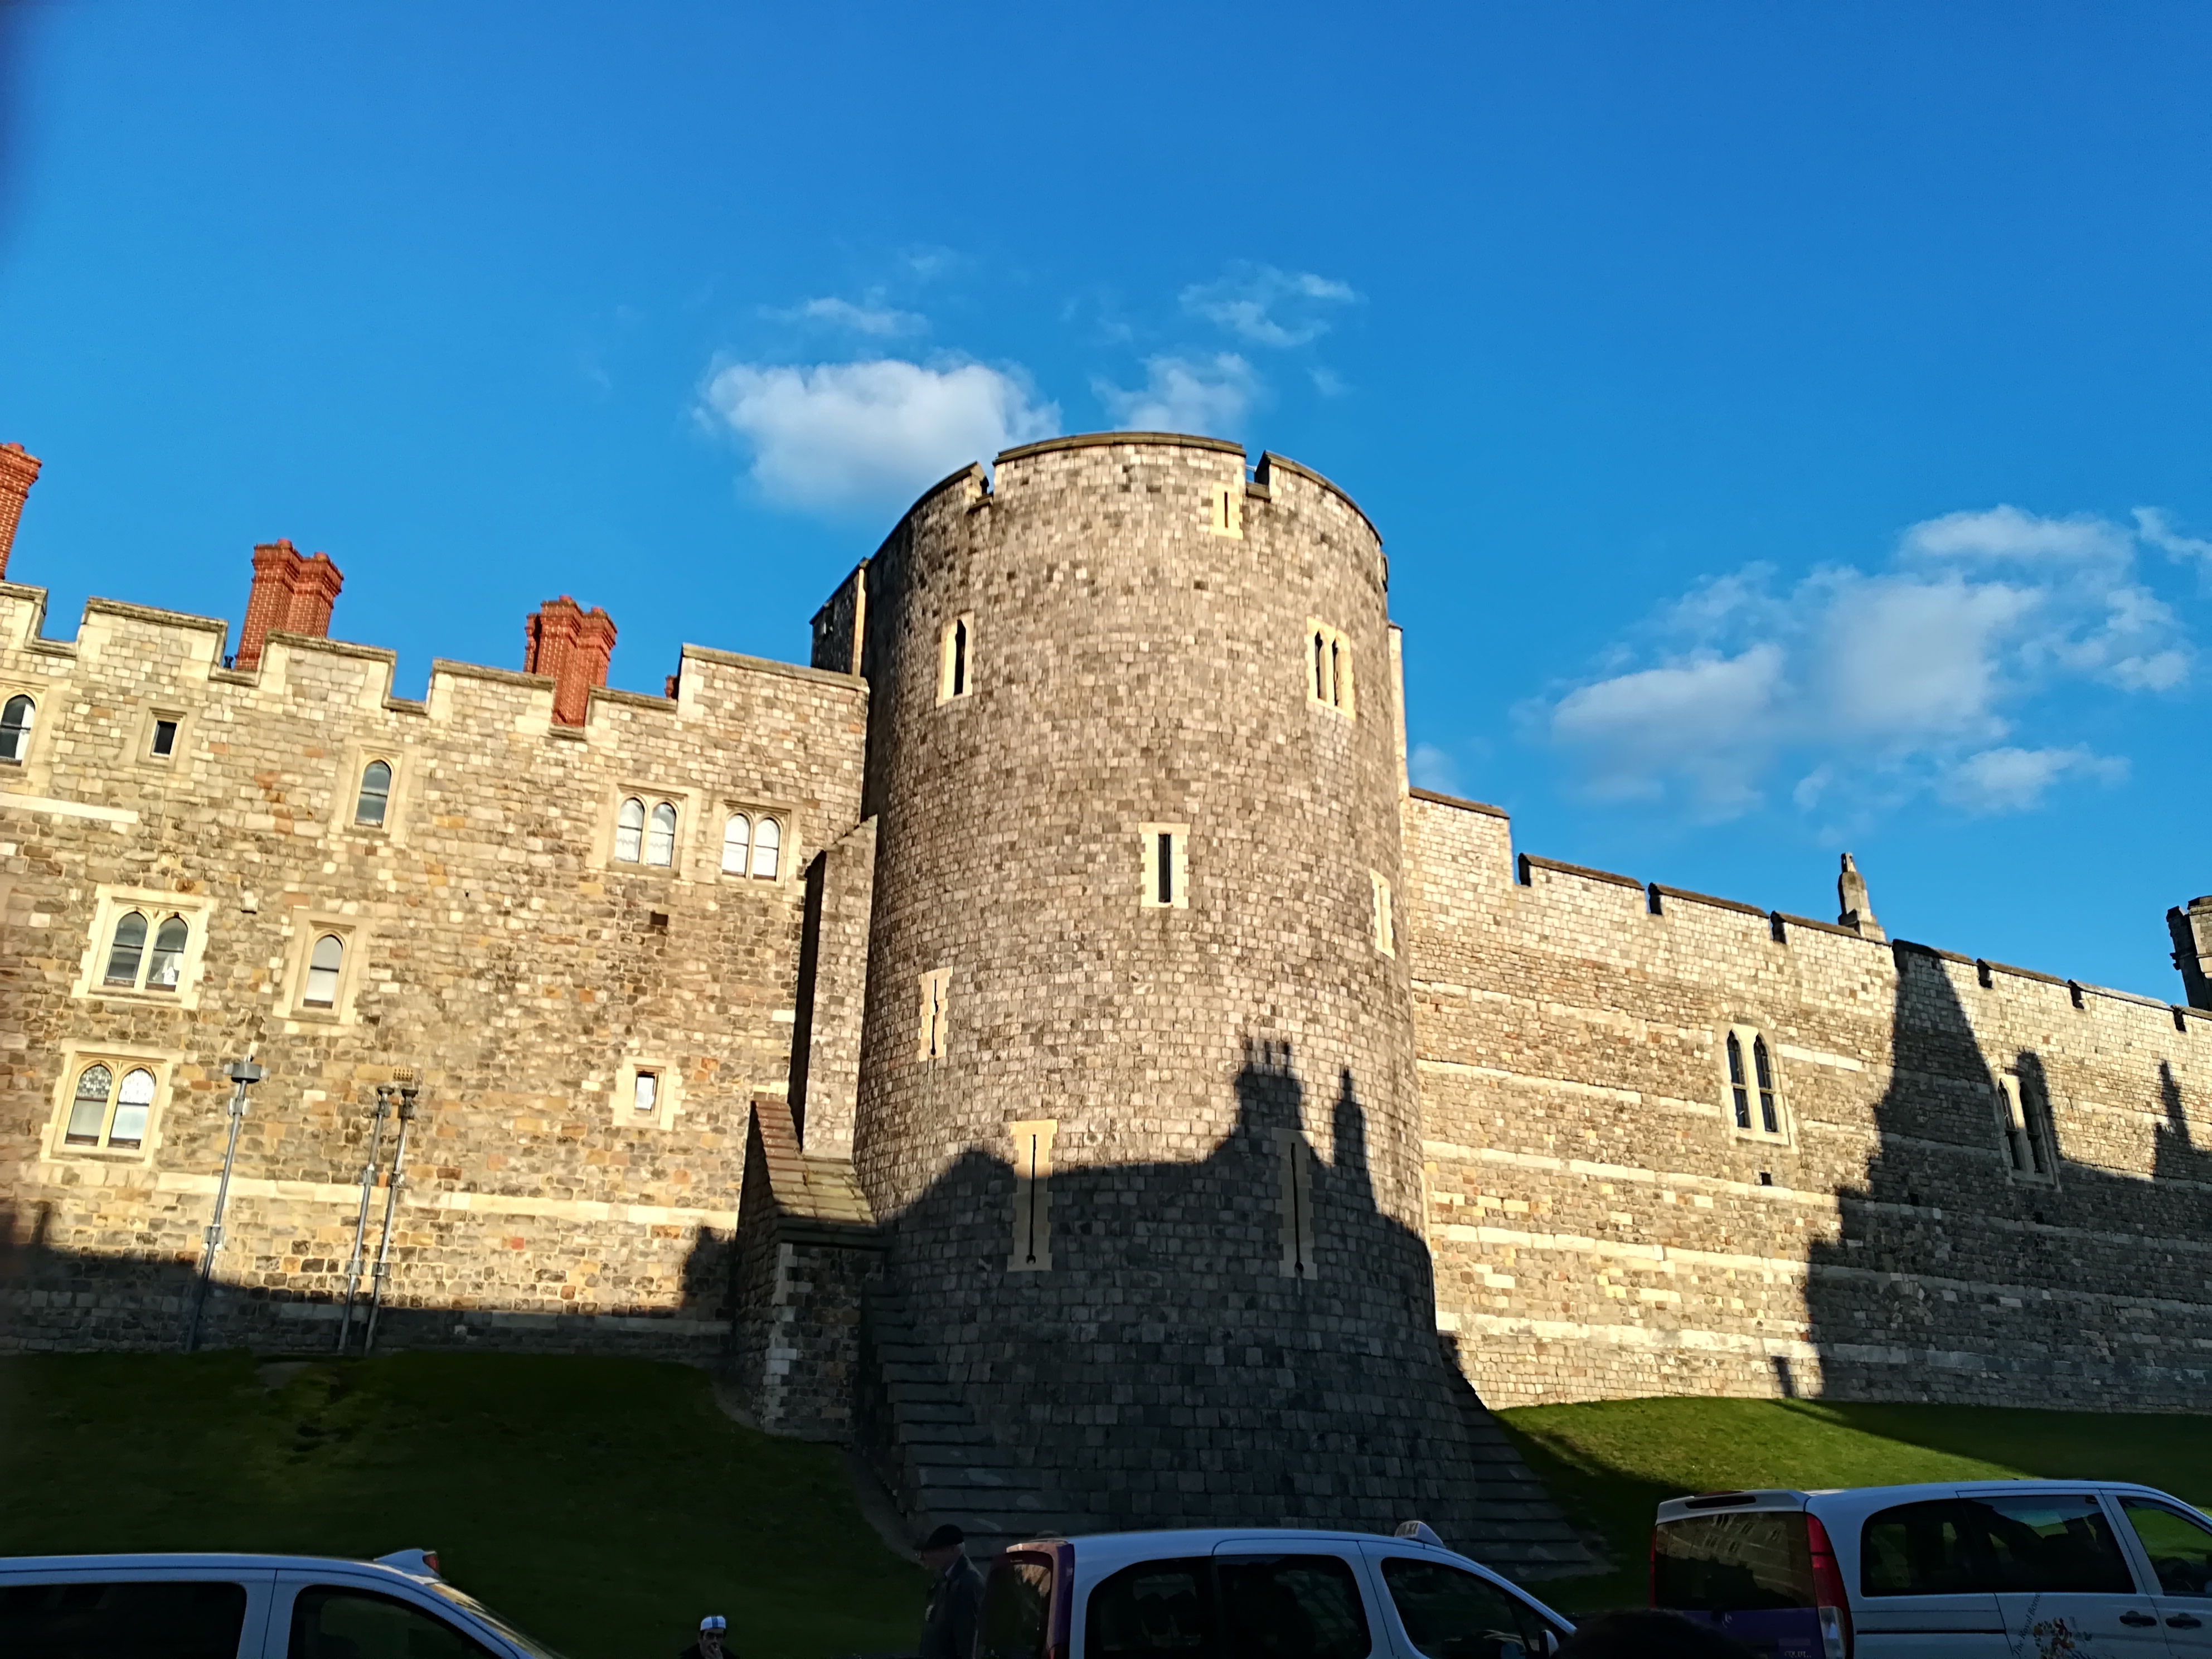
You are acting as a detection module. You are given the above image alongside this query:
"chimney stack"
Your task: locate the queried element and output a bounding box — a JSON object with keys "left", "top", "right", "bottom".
{"left": 0, "top": 444, "right": 44, "bottom": 580}
{"left": 236, "top": 539, "right": 345, "bottom": 671}
{"left": 523, "top": 596, "right": 617, "bottom": 726}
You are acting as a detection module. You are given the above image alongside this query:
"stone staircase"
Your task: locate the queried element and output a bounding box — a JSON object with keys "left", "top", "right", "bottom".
{"left": 857, "top": 1284, "right": 1095, "bottom": 1555}
{"left": 1440, "top": 1349, "right": 1602, "bottom": 1579}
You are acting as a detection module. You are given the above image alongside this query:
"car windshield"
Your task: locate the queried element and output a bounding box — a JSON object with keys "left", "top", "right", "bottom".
{"left": 426, "top": 1581, "right": 571, "bottom": 1659}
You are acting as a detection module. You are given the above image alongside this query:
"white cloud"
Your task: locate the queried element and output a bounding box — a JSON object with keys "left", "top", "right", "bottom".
{"left": 1537, "top": 506, "right": 2186, "bottom": 821}
{"left": 1409, "top": 744, "right": 1460, "bottom": 794}
{"left": 1181, "top": 265, "right": 1359, "bottom": 348}
{"left": 699, "top": 358, "right": 1058, "bottom": 514}
{"left": 2136, "top": 507, "right": 2212, "bottom": 566}
{"left": 1938, "top": 746, "right": 2128, "bottom": 814}
{"left": 771, "top": 297, "right": 926, "bottom": 337}
{"left": 1094, "top": 353, "right": 1257, "bottom": 436}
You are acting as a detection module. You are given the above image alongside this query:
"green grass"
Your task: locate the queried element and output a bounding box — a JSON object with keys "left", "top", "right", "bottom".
{"left": 1496, "top": 1396, "right": 2212, "bottom": 1614}
{"left": 0, "top": 1351, "right": 923, "bottom": 1659}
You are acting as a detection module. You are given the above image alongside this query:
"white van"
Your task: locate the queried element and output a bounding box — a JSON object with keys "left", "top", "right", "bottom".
{"left": 1650, "top": 1482, "right": 2212, "bottom": 1658}
{"left": 0, "top": 1548, "right": 565, "bottom": 1659}
{"left": 977, "top": 1526, "right": 1573, "bottom": 1659}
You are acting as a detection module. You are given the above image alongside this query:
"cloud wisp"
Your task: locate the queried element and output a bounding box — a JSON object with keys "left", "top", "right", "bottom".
{"left": 767, "top": 295, "right": 928, "bottom": 338}
{"left": 1534, "top": 505, "right": 2189, "bottom": 821}
{"left": 1094, "top": 353, "right": 1258, "bottom": 437}
{"left": 698, "top": 358, "right": 1058, "bottom": 515}
{"left": 1181, "top": 264, "right": 1359, "bottom": 348}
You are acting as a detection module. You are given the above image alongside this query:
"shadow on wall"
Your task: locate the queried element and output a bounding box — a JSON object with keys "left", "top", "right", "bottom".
{"left": 0, "top": 1196, "right": 742, "bottom": 1360}
{"left": 855, "top": 1037, "right": 1525, "bottom": 1543}
{"left": 1803, "top": 945, "right": 2212, "bottom": 1409}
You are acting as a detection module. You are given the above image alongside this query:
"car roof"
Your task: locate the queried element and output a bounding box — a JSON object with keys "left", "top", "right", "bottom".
{"left": 1007, "top": 1527, "right": 1497, "bottom": 1574}
{"left": 0, "top": 1553, "right": 434, "bottom": 1582}
{"left": 1654, "top": 1480, "right": 2184, "bottom": 1523}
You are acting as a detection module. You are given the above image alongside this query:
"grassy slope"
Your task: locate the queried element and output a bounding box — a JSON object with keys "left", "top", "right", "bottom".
{"left": 0, "top": 1352, "right": 923, "bottom": 1659}
{"left": 1496, "top": 1396, "right": 2212, "bottom": 1614}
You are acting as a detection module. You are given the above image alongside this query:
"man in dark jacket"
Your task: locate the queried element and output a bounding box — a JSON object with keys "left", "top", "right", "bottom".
{"left": 677, "top": 1614, "right": 730, "bottom": 1659}
{"left": 917, "top": 1525, "right": 983, "bottom": 1659}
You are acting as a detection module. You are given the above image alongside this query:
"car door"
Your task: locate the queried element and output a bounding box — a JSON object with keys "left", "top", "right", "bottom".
{"left": 0, "top": 1565, "right": 274, "bottom": 1659}
{"left": 2111, "top": 1492, "right": 2212, "bottom": 1654}
{"left": 1360, "top": 1545, "right": 1564, "bottom": 1659}
{"left": 1211, "top": 1543, "right": 1378, "bottom": 1659}
{"left": 266, "top": 1573, "right": 513, "bottom": 1659}
{"left": 1847, "top": 1495, "right": 2009, "bottom": 1657}
{"left": 1956, "top": 1487, "right": 2168, "bottom": 1658}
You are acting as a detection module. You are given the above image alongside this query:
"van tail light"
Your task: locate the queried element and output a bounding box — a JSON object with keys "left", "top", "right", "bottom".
{"left": 1806, "top": 1514, "right": 1852, "bottom": 1659}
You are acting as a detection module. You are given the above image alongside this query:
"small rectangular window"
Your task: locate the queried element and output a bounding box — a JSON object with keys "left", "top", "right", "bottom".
{"left": 1278, "top": 1128, "right": 1317, "bottom": 1279}
{"left": 1208, "top": 483, "right": 1243, "bottom": 539}
{"left": 633, "top": 1070, "right": 659, "bottom": 1113}
{"left": 1138, "top": 824, "right": 1188, "bottom": 910}
{"left": 1008, "top": 1119, "right": 1055, "bottom": 1272}
{"left": 919, "top": 967, "right": 952, "bottom": 1060}
{"left": 938, "top": 614, "right": 976, "bottom": 704}
{"left": 1371, "top": 871, "right": 1395, "bottom": 956}
{"left": 149, "top": 717, "right": 179, "bottom": 758}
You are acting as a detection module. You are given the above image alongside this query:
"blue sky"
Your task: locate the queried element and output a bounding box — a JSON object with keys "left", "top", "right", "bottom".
{"left": 4, "top": 3, "right": 2210, "bottom": 995}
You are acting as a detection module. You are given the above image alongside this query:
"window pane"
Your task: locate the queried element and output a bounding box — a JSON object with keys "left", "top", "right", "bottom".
{"left": 104, "top": 911, "right": 148, "bottom": 986}
{"left": 1974, "top": 1493, "right": 2133, "bottom": 1594}
{"left": 0, "top": 1579, "right": 249, "bottom": 1659}
{"left": 750, "top": 817, "right": 780, "bottom": 879}
{"left": 145, "top": 916, "right": 188, "bottom": 991}
{"left": 1653, "top": 1513, "right": 1815, "bottom": 1611}
{"left": 1861, "top": 1500, "right": 1984, "bottom": 1597}
{"left": 647, "top": 802, "right": 677, "bottom": 866}
{"left": 151, "top": 718, "right": 178, "bottom": 757}
{"left": 633, "top": 1072, "right": 658, "bottom": 1114}
{"left": 1216, "top": 1554, "right": 1370, "bottom": 1659}
{"left": 722, "top": 814, "right": 751, "bottom": 874}
{"left": 980, "top": 1553, "right": 1054, "bottom": 1659}
{"left": 109, "top": 1069, "right": 156, "bottom": 1149}
{"left": 0, "top": 693, "right": 32, "bottom": 762}
{"left": 356, "top": 760, "right": 392, "bottom": 826}
{"left": 615, "top": 797, "right": 644, "bottom": 862}
{"left": 2121, "top": 1498, "right": 2212, "bottom": 1597}
{"left": 305, "top": 934, "right": 345, "bottom": 1007}
{"left": 289, "top": 1585, "right": 497, "bottom": 1659}
{"left": 1380, "top": 1556, "right": 1552, "bottom": 1659}
{"left": 67, "top": 1065, "right": 114, "bottom": 1144}
{"left": 1085, "top": 1558, "right": 1214, "bottom": 1659}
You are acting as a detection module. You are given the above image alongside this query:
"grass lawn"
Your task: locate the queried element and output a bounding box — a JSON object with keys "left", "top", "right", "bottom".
{"left": 0, "top": 1351, "right": 924, "bottom": 1659}
{"left": 1496, "top": 1396, "right": 2212, "bottom": 1613}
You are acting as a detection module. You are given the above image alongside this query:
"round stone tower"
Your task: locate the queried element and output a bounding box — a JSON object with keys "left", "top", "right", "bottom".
{"left": 849, "top": 433, "right": 1481, "bottom": 1533}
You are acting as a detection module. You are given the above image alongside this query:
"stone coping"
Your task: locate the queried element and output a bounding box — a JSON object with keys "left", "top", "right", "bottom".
{"left": 1408, "top": 786, "right": 1509, "bottom": 819}
{"left": 1650, "top": 882, "right": 1767, "bottom": 920}
{"left": 995, "top": 430, "right": 1246, "bottom": 464}
{"left": 1517, "top": 851, "right": 1641, "bottom": 891}
{"left": 680, "top": 643, "right": 865, "bottom": 689}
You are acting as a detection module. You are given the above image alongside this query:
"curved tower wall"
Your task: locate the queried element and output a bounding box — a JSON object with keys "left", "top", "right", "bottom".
{"left": 850, "top": 434, "right": 1478, "bottom": 1530}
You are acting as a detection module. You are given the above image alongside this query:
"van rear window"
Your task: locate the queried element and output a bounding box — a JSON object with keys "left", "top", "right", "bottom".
{"left": 1653, "top": 1512, "right": 1815, "bottom": 1612}
{"left": 1860, "top": 1495, "right": 2133, "bottom": 1597}
{"left": 0, "top": 1580, "right": 249, "bottom": 1659}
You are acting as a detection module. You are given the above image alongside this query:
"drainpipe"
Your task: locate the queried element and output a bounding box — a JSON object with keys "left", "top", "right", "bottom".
{"left": 362, "top": 1080, "right": 419, "bottom": 1357}
{"left": 336, "top": 1085, "right": 393, "bottom": 1356}
{"left": 185, "top": 1058, "right": 264, "bottom": 1353}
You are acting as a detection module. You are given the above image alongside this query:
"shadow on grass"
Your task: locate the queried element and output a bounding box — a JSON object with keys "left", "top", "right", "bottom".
{"left": 0, "top": 1351, "right": 924, "bottom": 1659}
{"left": 1493, "top": 1396, "right": 2212, "bottom": 1616}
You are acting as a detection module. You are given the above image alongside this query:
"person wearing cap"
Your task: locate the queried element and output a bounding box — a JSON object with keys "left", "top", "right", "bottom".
{"left": 677, "top": 1614, "right": 731, "bottom": 1659}
{"left": 916, "top": 1524, "right": 982, "bottom": 1659}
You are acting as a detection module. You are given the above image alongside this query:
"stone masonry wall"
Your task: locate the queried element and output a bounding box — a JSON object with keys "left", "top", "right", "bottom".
{"left": 0, "top": 579, "right": 867, "bottom": 1356}
{"left": 1403, "top": 787, "right": 2212, "bottom": 1410}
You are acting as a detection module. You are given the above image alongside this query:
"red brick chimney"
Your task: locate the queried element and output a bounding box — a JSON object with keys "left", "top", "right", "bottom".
{"left": 523, "top": 596, "right": 617, "bottom": 726}
{"left": 0, "top": 444, "right": 43, "bottom": 581}
{"left": 236, "top": 539, "right": 345, "bottom": 671}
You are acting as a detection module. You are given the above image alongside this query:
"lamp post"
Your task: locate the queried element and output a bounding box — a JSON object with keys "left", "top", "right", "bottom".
{"left": 184, "top": 1057, "right": 264, "bottom": 1354}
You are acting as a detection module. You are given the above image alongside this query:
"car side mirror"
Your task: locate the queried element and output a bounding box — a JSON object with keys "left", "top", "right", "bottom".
{"left": 1543, "top": 1633, "right": 1561, "bottom": 1657}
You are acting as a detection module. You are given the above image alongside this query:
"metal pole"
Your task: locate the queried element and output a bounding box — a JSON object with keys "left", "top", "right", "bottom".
{"left": 362, "top": 1081, "right": 418, "bottom": 1357}
{"left": 336, "top": 1085, "right": 392, "bottom": 1356}
{"left": 185, "top": 1058, "right": 264, "bottom": 1353}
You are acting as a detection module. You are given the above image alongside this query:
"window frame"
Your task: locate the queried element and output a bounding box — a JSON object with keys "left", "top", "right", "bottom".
{"left": 282, "top": 914, "right": 366, "bottom": 1025}
{"left": 1278, "top": 1128, "right": 1318, "bottom": 1279}
{"left": 74, "top": 887, "right": 215, "bottom": 1008}
{"left": 918, "top": 967, "right": 952, "bottom": 1061}
{"left": 132, "top": 704, "right": 190, "bottom": 768}
{"left": 1720, "top": 1025, "right": 1791, "bottom": 1145}
{"left": 938, "top": 613, "right": 977, "bottom": 704}
{"left": 1993, "top": 1070, "right": 2058, "bottom": 1185}
{"left": 1008, "top": 1118, "right": 1056, "bottom": 1272}
{"left": 1305, "top": 619, "right": 1356, "bottom": 719}
{"left": 719, "top": 806, "right": 792, "bottom": 884}
{"left": 604, "top": 784, "right": 698, "bottom": 876}
{"left": 328, "top": 745, "right": 413, "bottom": 843}
{"left": 1207, "top": 482, "right": 1244, "bottom": 539}
{"left": 1370, "top": 870, "right": 1396, "bottom": 957}
{"left": 353, "top": 758, "right": 395, "bottom": 828}
{"left": 44, "top": 1045, "right": 176, "bottom": 1165}
{"left": 611, "top": 1056, "right": 682, "bottom": 1129}
{"left": 0, "top": 689, "right": 36, "bottom": 765}
{"left": 1137, "top": 823, "right": 1189, "bottom": 910}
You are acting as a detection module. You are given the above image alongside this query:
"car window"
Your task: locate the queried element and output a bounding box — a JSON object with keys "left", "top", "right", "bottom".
{"left": 1216, "top": 1554, "right": 1369, "bottom": 1659}
{"left": 982, "top": 1553, "right": 1056, "bottom": 1659}
{"left": 1862, "top": 1500, "right": 1988, "bottom": 1596}
{"left": 291, "top": 1585, "right": 499, "bottom": 1659}
{"left": 2121, "top": 1499, "right": 2212, "bottom": 1598}
{"left": 1652, "top": 1512, "right": 1814, "bottom": 1611}
{"left": 425, "top": 1582, "right": 565, "bottom": 1659}
{"left": 0, "top": 1579, "right": 250, "bottom": 1659}
{"left": 1379, "top": 1556, "right": 1553, "bottom": 1659}
{"left": 1086, "top": 1558, "right": 1215, "bottom": 1659}
{"left": 1974, "top": 1495, "right": 2135, "bottom": 1595}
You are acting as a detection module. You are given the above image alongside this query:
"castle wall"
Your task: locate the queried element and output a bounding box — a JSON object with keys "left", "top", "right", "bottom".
{"left": 0, "top": 580, "right": 867, "bottom": 1356}
{"left": 1404, "top": 788, "right": 2212, "bottom": 1410}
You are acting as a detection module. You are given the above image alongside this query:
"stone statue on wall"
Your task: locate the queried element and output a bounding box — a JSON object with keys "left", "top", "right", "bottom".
{"left": 1838, "top": 852, "right": 1885, "bottom": 941}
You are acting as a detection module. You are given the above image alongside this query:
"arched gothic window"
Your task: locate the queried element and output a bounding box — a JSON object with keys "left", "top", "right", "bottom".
{"left": 145, "top": 916, "right": 188, "bottom": 992}
{"left": 66, "top": 1065, "right": 113, "bottom": 1144}
{"left": 646, "top": 802, "right": 678, "bottom": 867}
{"left": 1724, "top": 1027, "right": 1784, "bottom": 1139}
{"left": 615, "top": 797, "right": 646, "bottom": 864}
{"left": 64, "top": 1063, "right": 156, "bottom": 1151}
{"left": 0, "top": 693, "right": 32, "bottom": 763}
{"left": 109, "top": 1069, "right": 155, "bottom": 1148}
{"left": 750, "top": 816, "right": 780, "bottom": 880}
{"left": 356, "top": 760, "right": 392, "bottom": 827}
{"left": 104, "top": 912, "right": 148, "bottom": 987}
{"left": 722, "top": 814, "right": 752, "bottom": 875}
{"left": 305, "top": 934, "right": 345, "bottom": 1007}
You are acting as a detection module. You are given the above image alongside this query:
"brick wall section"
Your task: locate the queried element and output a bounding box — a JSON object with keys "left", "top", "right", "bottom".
{"left": 1403, "top": 789, "right": 2212, "bottom": 1410}
{"left": 0, "top": 446, "right": 41, "bottom": 579}
{"left": 0, "top": 579, "right": 867, "bottom": 1356}
{"left": 235, "top": 541, "right": 343, "bottom": 671}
